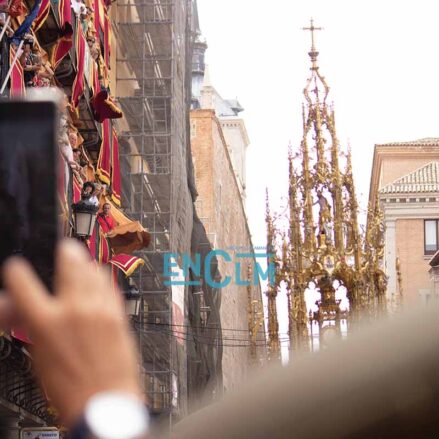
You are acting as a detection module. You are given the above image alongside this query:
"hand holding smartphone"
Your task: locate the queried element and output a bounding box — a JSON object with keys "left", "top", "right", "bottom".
{"left": 0, "top": 100, "right": 58, "bottom": 291}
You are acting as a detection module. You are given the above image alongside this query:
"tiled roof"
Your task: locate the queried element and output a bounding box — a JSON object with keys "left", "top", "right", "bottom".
{"left": 377, "top": 138, "right": 439, "bottom": 147}
{"left": 380, "top": 161, "right": 439, "bottom": 194}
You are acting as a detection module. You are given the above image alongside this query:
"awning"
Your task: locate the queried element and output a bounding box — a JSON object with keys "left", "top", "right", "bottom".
{"left": 109, "top": 254, "right": 145, "bottom": 277}
{"left": 107, "top": 222, "right": 151, "bottom": 254}
{"left": 99, "top": 197, "right": 151, "bottom": 254}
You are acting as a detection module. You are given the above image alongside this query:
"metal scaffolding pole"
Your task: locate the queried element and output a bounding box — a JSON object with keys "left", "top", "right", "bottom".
{"left": 116, "top": 0, "right": 193, "bottom": 424}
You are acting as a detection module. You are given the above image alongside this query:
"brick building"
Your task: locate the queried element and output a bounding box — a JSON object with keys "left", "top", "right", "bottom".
{"left": 369, "top": 138, "right": 439, "bottom": 306}
{"left": 190, "top": 28, "right": 266, "bottom": 397}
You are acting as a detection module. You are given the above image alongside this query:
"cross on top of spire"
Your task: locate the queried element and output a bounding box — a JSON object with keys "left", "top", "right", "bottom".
{"left": 302, "top": 18, "right": 323, "bottom": 70}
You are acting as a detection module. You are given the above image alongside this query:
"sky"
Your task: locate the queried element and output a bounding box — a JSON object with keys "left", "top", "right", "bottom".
{"left": 196, "top": 0, "right": 439, "bottom": 355}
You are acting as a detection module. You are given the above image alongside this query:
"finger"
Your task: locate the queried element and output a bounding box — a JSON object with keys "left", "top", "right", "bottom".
{"left": 95, "top": 265, "right": 124, "bottom": 311}
{"left": 2, "top": 258, "right": 53, "bottom": 332}
{"left": 55, "top": 239, "right": 97, "bottom": 301}
{"left": 0, "top": 294, "right": 17, "bottom": 331}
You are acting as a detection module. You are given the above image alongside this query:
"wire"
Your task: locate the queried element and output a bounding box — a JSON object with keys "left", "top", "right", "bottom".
{"left": 143, "top": 321, "right": 291, "bottom": 335}
{"left": 141, "top": 322, "right": 289, "bottom": 336}
{"left": 133, "top": 323, "right": 291, "bottom": 348}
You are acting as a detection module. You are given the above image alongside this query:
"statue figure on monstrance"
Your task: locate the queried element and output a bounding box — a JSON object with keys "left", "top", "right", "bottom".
{"left": 315, "top": 189, "right": 334, "bottom": 247}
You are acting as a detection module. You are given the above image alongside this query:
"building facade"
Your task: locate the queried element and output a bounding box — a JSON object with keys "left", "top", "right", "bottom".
{"left": 369, "top": 138, "right": 439, "bottom": 306}
{"left": 190, "top": 26, "right": 266, "bottom": 394}
{"left": 0, "top": 0, "right": 209, "bottom": 435}
{"left": 190, "top": 108, "right": 266, "bottom": 392}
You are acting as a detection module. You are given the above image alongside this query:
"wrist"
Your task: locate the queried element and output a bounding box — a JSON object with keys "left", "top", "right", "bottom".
{"left": 68, "top": 391, "right": 149, "bottom": 439}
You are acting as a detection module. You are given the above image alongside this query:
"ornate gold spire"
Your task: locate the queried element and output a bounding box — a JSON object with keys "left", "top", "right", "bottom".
{"left": 265, "top": 190, "right": 281, "bottom": 361}
{"left": 247, "top": 263, "right": 264, "bottom": 363}
{"left": 266, "top": 21, "right": 387, "bottom": 356}
{"left": 287, "top": 150, "right": 309, "bottom": 351}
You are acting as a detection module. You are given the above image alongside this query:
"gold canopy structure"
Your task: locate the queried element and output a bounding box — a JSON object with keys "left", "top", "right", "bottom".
{"left": 266, "top": 20, "right": 386, "bottom": 355}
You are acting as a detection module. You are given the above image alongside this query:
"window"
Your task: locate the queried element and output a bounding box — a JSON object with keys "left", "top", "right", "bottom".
{"left": 424, "top": 220, "right": 439, "bottom": 255}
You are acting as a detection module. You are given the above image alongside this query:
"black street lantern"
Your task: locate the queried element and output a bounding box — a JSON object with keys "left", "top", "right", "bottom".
{"left": 72, "top": 201, "right": 99, "bottom": 238}
{"left": 125, "top": 285, "right": 141, "bottom": 319}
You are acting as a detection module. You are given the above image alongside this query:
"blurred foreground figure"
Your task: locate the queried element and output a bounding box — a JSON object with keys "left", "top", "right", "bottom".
{"left": 4, "top": 241, "right": 439, "bottom": 438}
{"left": 172, "top": 304, "right": 439, "bottom": 439}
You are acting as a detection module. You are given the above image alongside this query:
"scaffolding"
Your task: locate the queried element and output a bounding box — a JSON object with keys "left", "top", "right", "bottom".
{"left": 115, "top": 0, "right": 196, "bottom": 424}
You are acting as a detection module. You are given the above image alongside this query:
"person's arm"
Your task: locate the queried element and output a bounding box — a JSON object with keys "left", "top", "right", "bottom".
{"left": 1, "top": 240, "right": 149, "bottom": 437}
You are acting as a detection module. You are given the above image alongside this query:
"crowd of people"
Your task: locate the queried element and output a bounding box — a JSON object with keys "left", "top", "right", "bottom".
{"left": 57, "top": 93, "right": 117, "bottom": 233}
{"left": 20, "top": 37, "right": 53, "bottom": 87}
{"left": 0, "top": 0, "right": 124, "bottom": 246}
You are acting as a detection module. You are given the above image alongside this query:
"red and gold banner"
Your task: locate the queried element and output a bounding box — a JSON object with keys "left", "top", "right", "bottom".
{"left": 97, "top": 124, "right": 122, "bottom": 203}
{"left": 91, "top": 89, "right": 123, "bottom": 122}
{"left": 71, "top": 26, "right": 86, "bottom": 109}
{"left": 96, "top": 119, "right": 111, "bottom": 184}
{"left": 94, "top": 0, "right": 104, "bottom": 35}
{"left": 33, "top": 0, "right": 51, "bottom": 31}
{"left": 88, "top": 222, "right": 111, "bottom": 264}
{"left": 51, "top": 0, "right": 73, "bottom": 69}
{"left": 111, "top": 129, "right": 121, "bottom": 206}
{"left": 110, "top": 254, "right": 145, "bottom": 277}
{"left": 9, "top": 47, "right": 24, "bottom": 97}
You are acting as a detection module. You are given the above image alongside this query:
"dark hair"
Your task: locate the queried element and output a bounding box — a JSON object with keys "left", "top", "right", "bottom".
{"left": 103, "top": 202, "right": 111, "bottom": 208}
{"left": 72, "top": 148, "right": 81, "bottom": 153}
{"left": 82, "top": 181, "right": 95, "bottom": 192}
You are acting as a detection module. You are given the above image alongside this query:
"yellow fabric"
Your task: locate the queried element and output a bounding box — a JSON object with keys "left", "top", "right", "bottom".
{"left": 125, "top": 257, "right": 145, "bottom": 276}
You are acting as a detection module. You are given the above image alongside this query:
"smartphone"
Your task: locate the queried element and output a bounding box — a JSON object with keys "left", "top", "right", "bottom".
{"left": 0, "top": 100, "right": 58, "bottom": 291}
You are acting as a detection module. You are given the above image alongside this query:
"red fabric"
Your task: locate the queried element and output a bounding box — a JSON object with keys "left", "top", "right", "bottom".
{"left": 59, "top": 0, "right": 73, "bottom": 34}
{"left": 8, "top": 0, "right": 24, "bottom": 18}
{"left": 9, "top": 48, "right": 24, "bottom": 97}
{"left": 110, "top": 264, "right": 118, "bottom": 293}
{"left": 51, "top": 0, "right": 73, "bottom": 69}
{"left": 97, "top": 212, "right": 116, "bottom": 233}
{"left": 97, "top": 119, "right": 111, "bottom": 184}
{"left": 94, "top": 0, "right": 101, "bottom": 35}
{"left": 33, "top": 0, "right": 50, "bottom": 31}
{"left": 71, "top": 25, "right": 86, "bottom": 109}
{"left": 109, "top": 254, "right": 144, "bottom": 276}
{"left": 88, "top": 221, "right": 98, "bottom": 260}
{"left": 89, "top": 223, "right": 111, "bottom": 263}
{"left": 91, "top": 89, "right": 123, "bottom": 122}
{"left": 99, "top": 228, "right": 110, "bottom": 263}
{"left": 111, "top": 129, "right": 121, "bottom": 206}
